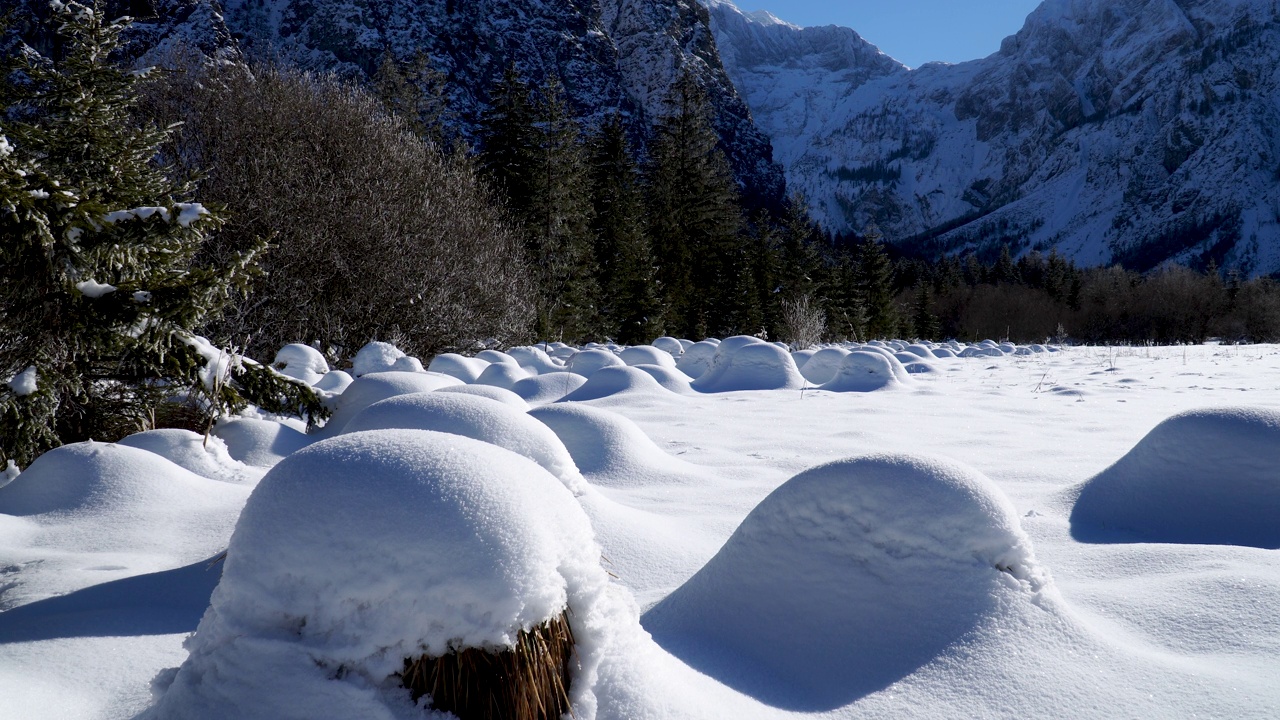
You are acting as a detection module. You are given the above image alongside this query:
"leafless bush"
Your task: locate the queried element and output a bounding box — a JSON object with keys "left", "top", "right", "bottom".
{"left": 780, "top": 294, "right": 827, "bottom": 349}
{"left": 148, "top": 62, "right": 534, "bottom": 360}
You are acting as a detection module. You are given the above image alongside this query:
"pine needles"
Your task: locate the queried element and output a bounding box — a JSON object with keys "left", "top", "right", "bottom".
{"left": 401, "top": 609, "right": 576, "bottom": 720}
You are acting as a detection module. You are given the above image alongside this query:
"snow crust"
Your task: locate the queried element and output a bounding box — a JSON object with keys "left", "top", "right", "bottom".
{"left": 1071, "top": 407, "right": 1280, "bottom": 548}
{"left": 147, "top": 430, "right": 611, "bottom": 719}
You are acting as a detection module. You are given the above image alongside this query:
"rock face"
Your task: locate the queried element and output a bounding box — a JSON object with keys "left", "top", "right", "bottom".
{"left": 6, "top": 0, "right": 784, "bottom": 210}
{"left": 707, "top": 0, "right": 1280, "bottom": 274}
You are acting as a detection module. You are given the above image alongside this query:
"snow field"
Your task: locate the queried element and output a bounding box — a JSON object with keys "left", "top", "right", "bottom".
{"left": 2, "top": 339, "right": 1280, "bottom": 718}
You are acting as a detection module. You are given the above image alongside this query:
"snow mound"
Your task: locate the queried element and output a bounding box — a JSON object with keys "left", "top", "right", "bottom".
{"left": 436, "top": 383, "right": 530, "bottom": 410}
{"left": 642, "top": 454, "right": 1045, "bottom": 710}
{"left": 565, "top": 348, "right": 626, "bottom": 377}
{"left": 790, "top": 348, "right": 816, "bottom": 369}
{"left": 819, "top": 351, "right": 910, "bottom": 392}
{"left": 932, "top": 347, "right": 958, "bottom": 358}
{"left": 1070, "top": 407, "right": 1280, "bottom": 548}
{"left": 903, "top": 344, "right": 938, "bottom": 359}
{"left": 117, "top": 429, "right": 260, "bottom": 484}
{"left": 693, "top": 342, "right": 806, "bottom": 393}
{"left": 426, "top": 352, "right": 489, "bottom": 383}
{"left": 675, "top": 340, "right": 720, "bottom": 379}
{"left": 473, "top": 361, "right": 531, "bottom": 389}
{"left": 319, "top": 371, "right": 462, "bottom": 436}
{"left": 507, "top": 346, "right": 565, "bottom": 374}
{"left": 147, "top": 430, "right": 610, "bottom": 720}
{"left": 389, "top": 355, "right": 424, "bottom": 373}
{"left": 631, "top": 364, "right": 694, "bottom": 393}
{"left": 619, "top": 345, "right": 678, "bottom": 369}
{"left": 342, "top": 392, "right": 585, "bottom": 494}
{"left": 313, "top": 369, "right": 353, "bottom": 393}
{"left": 212, "top": 417, "right": 313, "bottom": 468}
{"left": 651, "top": 337, "right": 685, "bottom": 356}
{"left": 797, "top": 347, "right": 851, "bottom": 384}
{"left": 0, "top": 442, "right": 249, "bottom": 591}
{"left": 270, "top": 344, "right": 329, "bottom": 385}
{"left": 476, "top": 349, "right": 519, "bottom": 365}
{"left": 529, "top": 404, "right": 695, "bottom": 483}
{"left": 561, "top": 365, "right": 673, "bottom": 402}
{"left": 511, "top": 372, "right": 589, "bottom": 405}
{"left": 350, "top": 341, "right": 405, "bottom": 377}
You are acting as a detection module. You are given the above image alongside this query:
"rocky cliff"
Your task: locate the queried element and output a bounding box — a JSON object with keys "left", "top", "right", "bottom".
{"left": 709, "top": 0, "right": 1280, "bottom": 274}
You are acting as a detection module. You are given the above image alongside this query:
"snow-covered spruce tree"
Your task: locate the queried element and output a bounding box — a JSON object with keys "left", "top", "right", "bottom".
{"left": 0, "top": 3, "right": 312, "bottom": 468}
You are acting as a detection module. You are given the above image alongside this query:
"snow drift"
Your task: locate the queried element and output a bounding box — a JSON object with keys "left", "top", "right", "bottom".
{"left": 692, "top": 342, "right": 806, "bottom": 393}
{"left": 1071, "top": 407, "right": 1280, "bottom": 548}
{"left": 642, "top": 454, "right": 1045, "bottom": 711}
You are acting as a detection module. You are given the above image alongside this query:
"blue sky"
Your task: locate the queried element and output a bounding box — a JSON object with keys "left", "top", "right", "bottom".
{"left": 741, "top": 1, "right": 1044, "bottom": 68}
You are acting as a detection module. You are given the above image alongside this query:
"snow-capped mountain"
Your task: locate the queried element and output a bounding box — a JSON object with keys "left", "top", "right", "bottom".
{"left": 708, "top": 0, "right": 1280, "bottom": 273}
{"left": 5, "top": 0, "right": 785, "bottom": 210}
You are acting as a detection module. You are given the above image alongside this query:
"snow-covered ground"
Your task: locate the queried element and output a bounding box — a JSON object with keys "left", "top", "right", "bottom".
{"left": 2, "top": 338, "right": 1279, "bottom": 719}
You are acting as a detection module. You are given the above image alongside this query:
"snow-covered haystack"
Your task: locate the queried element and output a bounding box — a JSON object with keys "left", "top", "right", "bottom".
{"left": 651, "top": 337, "right": 684, "bottom": 356}
{"left": 212, "top": 417, "right": 313, "bottom": 468}
{"left": 0, "top": 443, "right": 249, "bottom": 599}
{"left": 631, "top": 364, "right": 694, "bottom": 394}
{"left": 428, "top": 352, "right": 490, "bottom": 383}
{"left": 1070, "top": 408, "right": 1280, "bottom": 548}
{"left": 797, "top": 347, "right": 851, "bottom": 385}
{"left": 530, "top": 404, "right": 696, "bottom": 485}
{"left": 818, "top": 351, "right": 911, "bottom": 392}
{"left": 619, "top": 345, "right": 678, "bottom": 369}
{"left": 318, "top": 371, "right": 462, "bottom": 436}
{"left": 674, "top": 340, "right": 720, "bottom": 379}
{"left": 146, "top": 430, "right": 612, "bottom": 720}
{"left": 642, "top": 454, "right": 1045, "bottom": 710}
{"left": 351, "top": 341, "right": 408, "bottom": 377}
{"left": 436, "top": 383, "right": 531, "bottom": 410}
{"left": 565, "top": 348, "right": 626, "bottom": 377}
{"left": 692, "top": 342, "right": 806, "bottom": 393}
{"left": 473, "top": 361, "right": 531, "bottom": 390}
{"left": 507, "top": 346, "right": 565, "bottom": 375}
{"left": 117, "top": 429, "right": 260, "bottom": 483}
{"left": 511, "top": 372, "right": 589, "bottom": 406}
{"left": 342, "top": 392, "right": 585, "bottom": 494}
{"left": 561, "top": 366, "right": 673, "bottom": 402}
{"left": 271, "top": 344, "right": 329, "bottom": 385}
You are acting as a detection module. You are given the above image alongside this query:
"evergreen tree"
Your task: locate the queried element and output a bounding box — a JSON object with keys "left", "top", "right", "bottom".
{"left": 0, "top": 4, "right": 313, "bottom": 467}
{"left": 777, "top": 194, "right": 823, "bottom": 302}
{"left": 525, "top": 74, "right": 599, "bottom": 340}
{"left": 994, "top": 243, "right": 1022, "bottom": 285}
{"left": 587, "top": 112, "right": 660, "bottom": 344}
{"left": 480, "top": 63, "right": 536, "bottom": 210}
{"left": 858, "top": 228, "right": 899, "bottom": 338}
{"left": 912, "top": 284, "right": 940, "bottom": 340}
{"left": 645, "top": 68, "right": 744, "bottom": 338}
{"left": 373, "top": 50, "right": 453, "bottom": 147}
{"left": 823, "top": 248, "right": 868, "bottom": 341}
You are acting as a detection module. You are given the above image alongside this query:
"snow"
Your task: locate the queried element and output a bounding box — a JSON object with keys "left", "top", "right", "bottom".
{"left": 1070, "top": 407, "right": 1280, "bottom": 548}
{"left": 75, "top": 280, "right": 117, "bottom": 298}
{"left": 341, "top": 392, "right": 586, "bottom": 494}
{"left": 565, "top": 348, "right": 627, "bottom": 376}
{"left": 146, "top": 429, "right": 612, "bottom": 720}
{"left": 641, "top": 453, "right": 1045, "bottom": 710}
{"left": 434, "top": 383, "right": 530, "bottom": 409}
{"left": 561, "top": 365, "right": 673, "bottom": 402}
{"left": 6, "top": 365, "right": 37, "bottom": 396}
{"left": 818, "top": 350, "right": 911, "bottom": 392}
{"left": 5, "top": 340, "right": 1280, "bottom": 719}
{"left": 691, "top": 341, "right": 806, "bottom": 392}
{"left": 350, "top": 341, "right": 406, "bottom": 377}
{"left": 426, "top": 352, "right": 488, "bottom": 382}
{"left": 270, "top": 343, "right": 329, "bottom": 385}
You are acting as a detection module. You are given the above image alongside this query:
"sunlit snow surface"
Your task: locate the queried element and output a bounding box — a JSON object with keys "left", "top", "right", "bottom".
{"left": 3, "top": 341, "right": 1280, "bottom": 718}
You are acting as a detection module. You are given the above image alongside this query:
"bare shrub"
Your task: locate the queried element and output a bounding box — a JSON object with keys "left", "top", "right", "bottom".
{"left": 779, "top": 294, "right": 827, "bottom": 349}
{"left": 148, "top": 62, "right": 534, "bottom": 360}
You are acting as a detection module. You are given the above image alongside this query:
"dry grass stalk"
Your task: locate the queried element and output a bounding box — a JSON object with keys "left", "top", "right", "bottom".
{"left": 402, "top": 608, "right": 576, "bottom": 720}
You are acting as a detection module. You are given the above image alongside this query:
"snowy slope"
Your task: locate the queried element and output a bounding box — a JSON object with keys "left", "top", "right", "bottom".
{"left": 707, "top": 0, "right": 1280, "bottom": 274}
